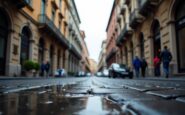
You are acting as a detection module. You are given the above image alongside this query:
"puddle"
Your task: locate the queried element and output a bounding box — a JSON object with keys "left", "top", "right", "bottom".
{"left": 0, "top": 85, "right": 124, "bottom": 115}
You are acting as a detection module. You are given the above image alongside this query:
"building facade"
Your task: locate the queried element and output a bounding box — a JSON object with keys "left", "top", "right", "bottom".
{"left": 114, "top": 0, "right": 185, "bottom": 76}
{"left": 0, "top": 0, "right": 86, "bottom": 76}
{"left": 105, "top": 1, "right": 119, "bottom": 68}
{"left": 89, "top": 59, "right": 97, "bottom": 75}
{"left": 65, "top": 0, "right": 83, "bottom": 75}
{"left": 80, "top": 31, "right": 91, "bottom": 73}
{"left": 97, "top": 40, "right": 107, "bottom": 72}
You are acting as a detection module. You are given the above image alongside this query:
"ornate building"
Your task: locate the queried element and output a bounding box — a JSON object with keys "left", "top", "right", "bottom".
{"left": 113, "top": 0, "right": 185, "bottom": 76}
{"left": 0, "top": 0, "right": 88, "bottom": 76}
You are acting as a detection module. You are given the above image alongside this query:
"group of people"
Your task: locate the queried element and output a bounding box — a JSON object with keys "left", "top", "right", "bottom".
{"left": 133, "top": 46, "right": 172, "bottom": 78}
{"left": 132, "top": 56, "right": 148, "bottom": 78}
{"left": 41, "top": 61, "right": 50, "bottom": 77}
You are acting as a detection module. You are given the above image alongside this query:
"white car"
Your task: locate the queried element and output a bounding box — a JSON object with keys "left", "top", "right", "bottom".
{"left": 102, "top": 69, "right": 109, "bottom": 77}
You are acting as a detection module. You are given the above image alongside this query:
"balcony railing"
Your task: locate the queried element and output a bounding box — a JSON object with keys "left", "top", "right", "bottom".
{"left": 10, "top": 0, "right": 29, "bottom": 9}
{"left": 116, "top": 23, "right": 133, "bottom": 46}
{"left": 38, "top": 14, "right": 69, "bottom": 48}
{"left": 139, "top": 0, "right": 161, "bottom": 16}
{"left": 129, "top": 9, "right": 144, "bottom": 29}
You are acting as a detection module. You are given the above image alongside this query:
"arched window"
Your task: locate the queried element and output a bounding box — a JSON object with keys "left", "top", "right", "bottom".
{"left": 0, "top": 9, "right": 9, "bottom": 75}
{"left": 152, "top": 20, "right": 161, "bottom": 57}
{"left": 20, "top": 27, "right": 31, "bottom": 66}
{"left": 175, "top": 1, "right": 185, "bottom": 72}
{"left": 139, "top": 33, "right": 144, "bottom": 58}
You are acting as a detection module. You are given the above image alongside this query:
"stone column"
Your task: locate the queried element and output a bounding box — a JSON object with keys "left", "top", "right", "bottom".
{"left": 64, "top": 50, "right": 69, "bottom": 73}
{"left": 147, "top": 36, "right": 155, "bottom": 77}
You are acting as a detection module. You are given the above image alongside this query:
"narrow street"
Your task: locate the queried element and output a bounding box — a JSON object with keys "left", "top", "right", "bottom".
{"left": 1, "top": 77, "right": 185, "bottom": 115}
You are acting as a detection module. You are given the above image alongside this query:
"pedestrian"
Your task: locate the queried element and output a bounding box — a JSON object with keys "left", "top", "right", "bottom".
{"left": 141, "top": 58, "right": 148, "bottom": 78}
{"left": 40, "top": 61, "right": 46, "bottom": 77}
{"left": 45, "top": 61, "right": 50, "bottom": 77}
{"left": 154, "top": 55, "right": 161, "bottom": 77}
{"left": 160, "top": 46, "right": 172, "bottom": 78}
{"left": 133, "top": 56, "right": 141, "bottom": 78}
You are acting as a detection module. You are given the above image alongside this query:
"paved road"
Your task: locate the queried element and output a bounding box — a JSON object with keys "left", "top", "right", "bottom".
{"left": 0, "top": 76, "right": 185, "bottom": 115}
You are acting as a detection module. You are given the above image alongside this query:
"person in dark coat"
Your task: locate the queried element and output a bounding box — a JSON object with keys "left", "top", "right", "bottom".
{"left": 141, "top": 58, "right": 148, "bottom": 78}
{"left": 160, "top": 46, "right": 172, "bottom": 78}
{"left": 40, "top": 61, "right": 46, "bottom": 77}
{"left": 45, "top": 61, "right": 50, "bottom": 77}
{"left": 133, "top": 56, "right": 141, "bottom": 78}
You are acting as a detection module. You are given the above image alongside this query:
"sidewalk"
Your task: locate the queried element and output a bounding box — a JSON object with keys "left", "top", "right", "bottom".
{"left": 0, "top": 75, "right": 75, "bottom": 80}
{"left": 139, "top": 76, "right": 185, "bottom": 81}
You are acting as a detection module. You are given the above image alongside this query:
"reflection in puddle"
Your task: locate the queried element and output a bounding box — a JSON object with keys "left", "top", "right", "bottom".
{"left": 75, "top": 96, "right": 121, "bottom": 115}
{"left": 0, "top": 85, "right": 123, "bottom": 115}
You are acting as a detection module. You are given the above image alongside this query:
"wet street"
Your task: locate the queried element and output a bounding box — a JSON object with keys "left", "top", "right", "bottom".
{"left": 1, "top": 77, "right": 185, "bottom": 115}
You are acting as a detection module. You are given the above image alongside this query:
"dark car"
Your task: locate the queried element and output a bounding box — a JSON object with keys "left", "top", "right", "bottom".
{"left": 108, "top": 63, "right": 133, "bottom": 79}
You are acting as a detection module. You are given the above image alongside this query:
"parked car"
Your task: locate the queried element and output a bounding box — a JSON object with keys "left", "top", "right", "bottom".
{"left": 54, "top": 69, "right": 67, "bottom": 77}
{"left": 76, "top": 71, "right": 86, "bottom": 77}
{"left": 95, "top": 72, "right": 102, "bottom": 77}
{"left": 86, "top": 72, "right": 92, "bottom": 77}
{"left": 102, "top": 69, "right": 109, "bottom": 77}
{"left": 108, "top": 63, "right": 133, "bottom": 79}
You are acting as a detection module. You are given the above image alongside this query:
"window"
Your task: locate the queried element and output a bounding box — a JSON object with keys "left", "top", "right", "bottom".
{"left": 51, "top": 8, "right": 56, "bottom": 22}
{"left": 139, "top": 33, "right": 144, "bottom": 58}
{"left": 41, "top": 0, "right": 46, "bottom": 14}
{"left": 59, "top": 0, "right": 62, "bottom": 11}
{"left": 59, "top": 20, "right": 61, "bottom": 30}
{"left": 152, "top": 20, "right": 161, "bottom": 57}
{"left": 20, "top": 27, "right": 31, "bottom": 66}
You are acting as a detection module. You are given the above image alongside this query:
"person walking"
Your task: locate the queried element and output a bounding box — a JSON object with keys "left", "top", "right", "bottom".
{"left": 133, "top": 56, "right": 141, "bottom": 78}
{"left": 40, "top": 61, "right": 46, "bottom": 77}
{"left": 45, "top": 61, "right": 50, "bottom": 77}
{"left": 160, "top": 46, "right": 172, "bottom": 78}
{"left": 154, "top": 55, "right": 161, "bottom": 77}
{"left": 141, "top": 58, "right": 148, "bottom": 78}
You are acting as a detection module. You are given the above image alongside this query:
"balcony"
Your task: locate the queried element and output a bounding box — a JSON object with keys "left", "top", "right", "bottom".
{"left": 38, "top": 14, "right": 69, "bottom": 48}
{"left": 129, "top": 9, "right": 145, "bottom": 29}
{"left": 139, "top": 0, "right": 161, "bottom": 16}
{"left": 10, "top": 0, "right": 30, "bottom": 9}
{"left": 116, "top": 23, "right": 133, "bottom": 46}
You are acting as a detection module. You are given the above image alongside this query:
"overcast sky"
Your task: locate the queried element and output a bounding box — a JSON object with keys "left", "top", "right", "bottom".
{"left": 74, "top": 0, "right": 114, "bottom": 63}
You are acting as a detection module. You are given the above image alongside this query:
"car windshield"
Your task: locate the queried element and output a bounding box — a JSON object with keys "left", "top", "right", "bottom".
{"left": 113, "top": 64, "right": 120, "bottom": 68}
{"left": 120, "top": 64, "right": 126, "bottom": 68}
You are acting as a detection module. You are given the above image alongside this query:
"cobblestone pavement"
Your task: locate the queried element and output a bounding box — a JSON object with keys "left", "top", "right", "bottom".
{"left": 0, "top": 76, "right": 185, "bottom": 114}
